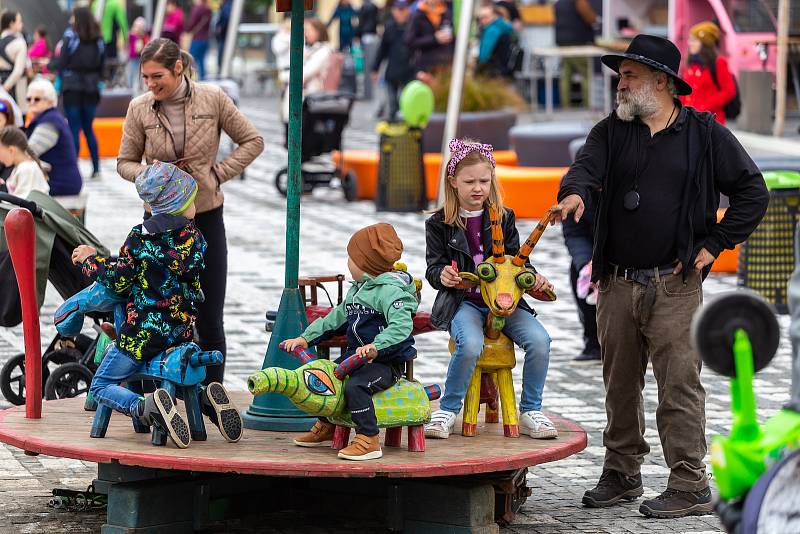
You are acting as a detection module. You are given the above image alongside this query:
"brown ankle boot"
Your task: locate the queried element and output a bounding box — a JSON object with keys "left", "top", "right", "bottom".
{"left": 293, "top": 420, "right": 336, "bottom": 447}
{"left": 337, "top": 433, "right": 382, "bottom": 461}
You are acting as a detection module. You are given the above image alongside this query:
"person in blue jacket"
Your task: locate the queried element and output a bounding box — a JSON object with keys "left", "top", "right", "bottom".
{"left": 328, "top": 0, "right": 358, "bottom": 51}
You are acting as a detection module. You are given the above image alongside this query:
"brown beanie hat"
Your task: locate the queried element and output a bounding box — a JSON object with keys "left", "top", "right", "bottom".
{"left": 347, "top": 223, "right": 404, "bottom": 276}
{"left": 690, "top": 21, "right": 721, "bottom": 48}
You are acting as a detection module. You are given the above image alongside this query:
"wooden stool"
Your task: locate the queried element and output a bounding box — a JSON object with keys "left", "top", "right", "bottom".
{"left": 90, "top": 343, "right": 223, "bottom": 446}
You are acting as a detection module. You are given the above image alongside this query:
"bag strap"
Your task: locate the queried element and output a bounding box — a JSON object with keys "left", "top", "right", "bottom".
{"left": 0, "top": 35, "right": 17, "bottom": 72}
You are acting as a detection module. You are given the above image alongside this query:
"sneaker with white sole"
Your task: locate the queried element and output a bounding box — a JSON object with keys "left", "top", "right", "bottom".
{"left": 424, "top": 409, "right": 457, "bottom": 439}
{"left": 519, "top": 410, "right": 558, "bottom": 439}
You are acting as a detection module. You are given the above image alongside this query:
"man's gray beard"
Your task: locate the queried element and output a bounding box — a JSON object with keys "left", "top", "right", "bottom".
{"left": 616, "top": 82, "right": 660, "bottom": 122}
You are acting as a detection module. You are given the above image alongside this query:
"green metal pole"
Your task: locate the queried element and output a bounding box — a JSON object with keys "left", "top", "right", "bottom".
{"left": 284, "top": 2, "right": 302, "bottom": 290}
{"left": 242, "top": 0, "right": 317, "bottom": 431}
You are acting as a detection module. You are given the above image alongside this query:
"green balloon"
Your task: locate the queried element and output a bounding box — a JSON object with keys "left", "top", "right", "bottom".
{"left": 400, "top": 81, "right": 434, "bottom": 128}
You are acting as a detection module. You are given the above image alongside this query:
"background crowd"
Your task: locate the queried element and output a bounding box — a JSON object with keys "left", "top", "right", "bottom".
{"left": 0, "top": 1, "right": 745, "bottom": 368}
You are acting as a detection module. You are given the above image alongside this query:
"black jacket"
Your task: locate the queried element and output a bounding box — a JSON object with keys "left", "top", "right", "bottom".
{"left": 558, "top": 106, "right": 769, "bottom": 281}
{"left": 372, "top": 20, "right": 415, "bottom": 85}
{"left": 404, "top": 6, "right": 454, "bottom": 73}
{"left": 554, "top": 0, "right": 601, "bottom": 46}
{"left": 52, "top": 30, "right": 104, "bottom": 96}
{"left": 356, "top": 0, "right": 380, "bottom": 37}
{"left": 425, "top": 207, "right": 536, "bottom": 330}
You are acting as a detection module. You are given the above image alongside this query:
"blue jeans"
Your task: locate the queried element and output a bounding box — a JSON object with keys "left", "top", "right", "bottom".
{"left": 63, "top": 104, "right": 99, "bottom": 174}
{"left": 440, "top": 301, "right": 552, "bottom": 414}
{"left": 128, "top": 58, "right": 141, "bottom": 92}
{"left": 190, "top": 39, "right": 209, "bottom": 80}
{"left": 89, "top": 344, "right": 143, "bottom": 415}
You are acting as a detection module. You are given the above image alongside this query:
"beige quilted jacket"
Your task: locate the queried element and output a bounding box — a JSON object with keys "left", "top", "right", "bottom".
{"left": 117, "top": 78, "right": 264, "bottom": 213}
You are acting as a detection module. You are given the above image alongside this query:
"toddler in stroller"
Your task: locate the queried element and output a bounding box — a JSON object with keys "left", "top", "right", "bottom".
{"left": 275, "top": 91, "right": 358, "bottom": 200}
{"left": 0, "top": 191, "right": 111, "bottom": 406}
{"left": 56, "top": 162, "right": 243, "bottom": 449}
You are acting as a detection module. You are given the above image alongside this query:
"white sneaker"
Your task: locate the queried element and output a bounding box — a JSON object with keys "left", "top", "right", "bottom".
{"left": 424, "top": 410, "right": 457, "bottom": 439}
{"left": 519, "top": 410, "right": 558, "bottom": 439}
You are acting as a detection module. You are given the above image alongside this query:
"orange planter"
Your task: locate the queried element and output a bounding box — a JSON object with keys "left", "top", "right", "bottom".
{"left": 78, "top": 117, "right": 125, "bottom": 159}
{"left": 333, "top": 149, "right": 518, "bottom": 201}
{"left": 711, "top": 209, "right": 738, "bottom": 273}
{"left": 495, "top": 165, "right": 567, "bottom": 219}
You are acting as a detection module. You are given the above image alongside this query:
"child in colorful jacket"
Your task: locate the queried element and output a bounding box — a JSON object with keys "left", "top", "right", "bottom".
{"left": 283, "top": 223, "right": 419, "bottom": 461}
{"left": 70, "top": 162, "right": 241, "bottom": 448}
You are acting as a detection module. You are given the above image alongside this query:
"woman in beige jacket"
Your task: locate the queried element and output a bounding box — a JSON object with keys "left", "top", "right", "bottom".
{"left": 117, "top": 38, "right": 264, "bottom": 384}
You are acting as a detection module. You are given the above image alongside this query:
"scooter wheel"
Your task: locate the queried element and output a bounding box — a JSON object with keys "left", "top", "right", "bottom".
{"left": 691, "top": 290, "right": 779, "bottom": 377}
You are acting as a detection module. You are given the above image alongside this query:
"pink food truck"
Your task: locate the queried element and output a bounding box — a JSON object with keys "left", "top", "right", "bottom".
{"left": 669, "top": 0, "right": 777, "bottom": 77}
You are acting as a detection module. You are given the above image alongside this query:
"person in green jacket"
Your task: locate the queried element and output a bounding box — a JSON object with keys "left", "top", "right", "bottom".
{"left": 283, "top": 223, "right": 419, "bottom": 461}
{"left": 93, "top": 0, "right": 128, "bottom": 60}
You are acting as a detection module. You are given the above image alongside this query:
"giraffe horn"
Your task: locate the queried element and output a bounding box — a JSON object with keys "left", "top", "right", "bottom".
{"left": 489, "top": 204, "right": 505, "bottom": 263}
{"left": 512, "top": 208, "right": 556, "bottom": 267}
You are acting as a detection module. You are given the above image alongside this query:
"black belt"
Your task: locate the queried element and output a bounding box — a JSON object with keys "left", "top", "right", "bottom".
{"left": 611, "top": 263, "right": 675, "bottom": 284}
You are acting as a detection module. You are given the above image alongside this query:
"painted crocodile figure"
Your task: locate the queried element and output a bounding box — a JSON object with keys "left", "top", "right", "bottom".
{"left": 248, "top": 347, "right": 440, "bottom": 429}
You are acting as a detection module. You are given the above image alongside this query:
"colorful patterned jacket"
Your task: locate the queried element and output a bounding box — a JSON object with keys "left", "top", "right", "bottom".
{"left": 82, "top": 215, "right": 206, "bottom": 361}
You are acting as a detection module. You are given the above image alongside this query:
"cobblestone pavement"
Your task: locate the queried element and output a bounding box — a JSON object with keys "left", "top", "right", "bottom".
{"left": 0, "top": 96, "right": 794, "bottom": 533}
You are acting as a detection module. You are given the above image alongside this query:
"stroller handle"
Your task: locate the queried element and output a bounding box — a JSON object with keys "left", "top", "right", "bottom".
{"left": 0, "top": 193, "right": 43, "bottom": 219}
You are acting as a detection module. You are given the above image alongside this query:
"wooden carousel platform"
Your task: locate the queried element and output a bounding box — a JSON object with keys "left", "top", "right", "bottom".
{"left": 0, "top": 393, "right": 586, "bottom": 533}
{"left": 0, "top": 393, "right": 585, "bottom": 478}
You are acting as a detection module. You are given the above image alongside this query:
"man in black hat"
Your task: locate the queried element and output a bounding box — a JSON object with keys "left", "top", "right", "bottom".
{"left": 554, "top": 34, "right": 769, "bottom": 518}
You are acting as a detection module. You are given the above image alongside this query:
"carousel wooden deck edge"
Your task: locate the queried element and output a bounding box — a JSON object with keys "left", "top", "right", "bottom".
{"left": 0, "top": 401, "right": 587, "bottom": 478}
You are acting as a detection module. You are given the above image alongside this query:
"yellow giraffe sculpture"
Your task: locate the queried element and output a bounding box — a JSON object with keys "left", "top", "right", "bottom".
{"left": 452, "top": 205, "right": 557, "bottom": 437}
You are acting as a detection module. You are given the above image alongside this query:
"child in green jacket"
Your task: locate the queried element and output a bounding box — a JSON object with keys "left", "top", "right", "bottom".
{"left": 283, "top": 223, "right": 419, "bottom": 460}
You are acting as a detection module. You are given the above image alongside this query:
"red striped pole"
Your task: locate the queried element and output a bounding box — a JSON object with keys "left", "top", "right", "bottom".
{"left": 5, "top": 208, "right": 41, "bottom": 418}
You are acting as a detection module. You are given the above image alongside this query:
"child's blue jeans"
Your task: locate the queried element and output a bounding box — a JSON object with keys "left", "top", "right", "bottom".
{"left": 89, "top": 344, "right": 143, "bottom": 416}
{"left": 440, "top": 301, "right": 551, "bottom": 414}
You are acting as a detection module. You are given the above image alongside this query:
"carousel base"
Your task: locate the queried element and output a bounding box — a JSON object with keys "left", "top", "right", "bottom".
{"left": 0, "top": 393, "right": 586, "bottom": 533}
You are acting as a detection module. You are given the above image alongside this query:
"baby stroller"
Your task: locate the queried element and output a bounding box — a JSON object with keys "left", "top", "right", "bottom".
{"left": 274, "top": 91, "right": 357, "bottom": 200}
{"left": 0, "top": 191, "right": 111, "bottom": 405}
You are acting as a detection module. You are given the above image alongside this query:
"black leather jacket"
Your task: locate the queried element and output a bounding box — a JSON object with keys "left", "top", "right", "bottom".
{"left": 425, "top": 207, "right": 537, "bottom": 330}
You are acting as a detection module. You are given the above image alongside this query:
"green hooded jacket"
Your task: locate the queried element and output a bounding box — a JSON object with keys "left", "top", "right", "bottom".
{"left": 302, "top": 270, "right": 420, "bottom": 364}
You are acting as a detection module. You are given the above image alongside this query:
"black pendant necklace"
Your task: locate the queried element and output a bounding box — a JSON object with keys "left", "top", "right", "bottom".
{"left": 624, "top": 105, "right": 677, "bottom": 212}
{"left": 623, "top": 190, "right": 640, "bottom": 211}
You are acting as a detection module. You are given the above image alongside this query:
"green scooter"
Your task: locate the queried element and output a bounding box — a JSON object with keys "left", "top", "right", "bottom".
{"left": 693, "top": 290, "right": 800, "bottom": 532}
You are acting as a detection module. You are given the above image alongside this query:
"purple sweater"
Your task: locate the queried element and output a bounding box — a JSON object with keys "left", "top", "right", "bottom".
{"left": 464, "top": 211, "right": 486, "bottom": 306}
{"left": 188, "top": 5, "right": 212, "bottom": 42}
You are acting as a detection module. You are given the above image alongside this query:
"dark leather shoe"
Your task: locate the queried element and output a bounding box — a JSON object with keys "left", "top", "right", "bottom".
{"left": 582, "top": 469, "right": 643, "bottom": 507}
{"left": 571, "top": 350, "right": 601, "bottom": 365}
{"left": 639, "top": 487, "right": 713, "bottom": 518}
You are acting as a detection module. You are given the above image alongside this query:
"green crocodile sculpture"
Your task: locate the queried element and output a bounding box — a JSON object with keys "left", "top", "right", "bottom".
{"left": 247, "top": 346, "right": 440, "bottom": 451}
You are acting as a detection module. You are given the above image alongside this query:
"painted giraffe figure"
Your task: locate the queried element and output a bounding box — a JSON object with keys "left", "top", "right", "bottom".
{"left": 453, "top": 205, "right": 557, "bottom": 437}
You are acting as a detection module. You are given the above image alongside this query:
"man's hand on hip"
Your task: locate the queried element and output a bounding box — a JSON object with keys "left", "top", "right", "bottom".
{"left": 551, "top": 194, "right": 585, "bottom": 225}
{"left": 673, "top": 247, "right": 716, "bottom": 275}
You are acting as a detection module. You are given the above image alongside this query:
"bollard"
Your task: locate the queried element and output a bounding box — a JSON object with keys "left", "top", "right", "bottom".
{"left": 5, "top": 208, "right": 42, "bottom": 418}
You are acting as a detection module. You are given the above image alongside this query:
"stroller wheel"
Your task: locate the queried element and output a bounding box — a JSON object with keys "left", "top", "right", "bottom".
{"left": 0, "top": 353, "right": 50, "bottom": 406}
{"left": 275, "top": 168, "right": 289, "bottom": 196}
{"left": 342, "top": 172, "right": 357, "bottom": 202}
{"left": 44, "top": 362, "right": 93, "bottom": 400}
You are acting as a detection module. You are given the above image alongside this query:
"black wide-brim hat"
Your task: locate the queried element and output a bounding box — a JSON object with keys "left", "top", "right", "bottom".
{"left": 601, "top": 34, "right": 692, "bottom": 96}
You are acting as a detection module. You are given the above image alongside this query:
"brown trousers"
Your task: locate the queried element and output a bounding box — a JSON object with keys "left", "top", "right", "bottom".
{"left": 596, "top": 268, "right": 708, "bottom": 492}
